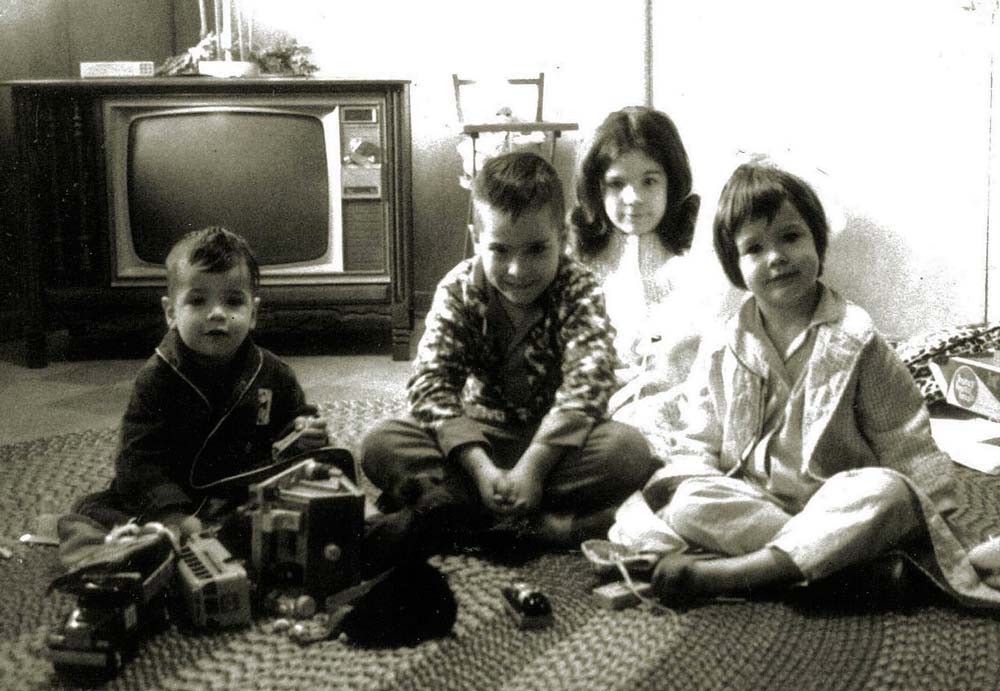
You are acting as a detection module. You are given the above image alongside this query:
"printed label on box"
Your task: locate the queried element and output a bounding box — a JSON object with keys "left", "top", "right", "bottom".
{"left": 930, "top": 353, "right": 1000, "bottom": 422}
{"left": 953, "top": 366, "right": 979, "bottom": 408}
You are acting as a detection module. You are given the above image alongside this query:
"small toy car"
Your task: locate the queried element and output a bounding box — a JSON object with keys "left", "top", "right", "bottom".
{"left": 502, "top": 582, "right": 552, "bottom": 629}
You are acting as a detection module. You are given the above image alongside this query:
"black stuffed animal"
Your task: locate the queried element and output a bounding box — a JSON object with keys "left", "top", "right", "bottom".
{"left": 340, "top": 560, "right": 457, "bottom": 647}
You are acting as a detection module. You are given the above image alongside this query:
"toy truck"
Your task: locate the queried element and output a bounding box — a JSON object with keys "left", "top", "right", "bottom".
{"left": 47, "top": 544, "right": 174, "bottom": 675}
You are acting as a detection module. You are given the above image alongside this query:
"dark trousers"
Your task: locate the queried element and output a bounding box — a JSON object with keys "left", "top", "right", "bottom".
{"left": 361, "top": 415, "right": 657, "bottom": 524}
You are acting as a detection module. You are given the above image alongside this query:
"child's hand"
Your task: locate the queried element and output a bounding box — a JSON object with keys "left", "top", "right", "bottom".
{"left": 153, "top": 512, "right": 202, "bottom": 544}
{"left": 651, "top": 552, "right": 700, "bottom": 603}
{"left": 501, "top": 463, "right": 544, "bottom": 516}
{"left": 470, "top": 462, "right": 511, "bottom": 515}
{"left": 292, "top": 415, "right": 330, "bottom": 451}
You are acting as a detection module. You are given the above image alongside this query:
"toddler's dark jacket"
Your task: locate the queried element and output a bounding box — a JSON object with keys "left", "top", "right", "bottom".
{"left": 109, "top": 328, "right": 314, "bottom": 520}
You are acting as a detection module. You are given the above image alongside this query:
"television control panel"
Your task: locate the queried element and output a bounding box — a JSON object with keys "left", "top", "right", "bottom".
{"left": 341, "top": 105, "right": 382, "bottom": 199}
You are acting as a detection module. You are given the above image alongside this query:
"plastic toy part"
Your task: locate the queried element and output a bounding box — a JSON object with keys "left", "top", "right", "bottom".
{"left": 592, "top": 580, "right": 655, "bottom": 610}
{"left": 176, "top": 534, "right": 251, "bottom": 628}
{"left": 248, "top": 458, "right": 364, "bottom": 606}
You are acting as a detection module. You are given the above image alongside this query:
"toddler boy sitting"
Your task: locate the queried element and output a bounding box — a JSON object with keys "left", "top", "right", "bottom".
{"left": 60, "top": 226, "right": 329, "bottom": 562}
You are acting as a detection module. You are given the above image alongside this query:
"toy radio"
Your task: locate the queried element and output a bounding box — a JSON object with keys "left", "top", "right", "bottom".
{"left": 176, "top": 533, "right": 252, "bottom": 628}
{"left": 248, "top": 458, "right": 364, "bottom": 606}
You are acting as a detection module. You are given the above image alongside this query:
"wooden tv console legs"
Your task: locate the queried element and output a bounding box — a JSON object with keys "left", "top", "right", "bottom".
{"left": 391, "top": 303, "right": 411, "bottom": 361}
{"left": 391, "top": 331, "right": 411, "bottom": 361}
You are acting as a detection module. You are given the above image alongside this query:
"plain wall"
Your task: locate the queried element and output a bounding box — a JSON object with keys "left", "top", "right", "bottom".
{"left": 652, "top": 0, "right": 994, "bottom": 338}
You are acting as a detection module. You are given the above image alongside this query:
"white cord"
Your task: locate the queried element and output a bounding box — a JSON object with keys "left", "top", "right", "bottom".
{"left": 613, "top": 557, "right": 678, "bottom": 623}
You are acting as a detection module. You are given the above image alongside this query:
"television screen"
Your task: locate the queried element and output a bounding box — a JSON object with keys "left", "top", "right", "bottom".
{"left": 103, "top": 96, "right": 364, "bottom": 285}
{"left": 128, "top": 110, "right": 329, "bottom": 265}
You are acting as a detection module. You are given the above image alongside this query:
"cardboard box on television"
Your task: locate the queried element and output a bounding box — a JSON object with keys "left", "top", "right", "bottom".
{"left": 929, "top": 353, "right": 1000, "bottom": 422}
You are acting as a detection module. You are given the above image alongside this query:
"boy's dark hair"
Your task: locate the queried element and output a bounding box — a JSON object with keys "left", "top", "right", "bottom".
{"left": 471, "top": 151, "right": 565, "bottom": 233}
{"left": 713, "top": 163, "right": 829, "bottom": 290}
{"left": 165, "top": 226, "right": 261, "bottom": 296}
{"left": 571, "top": 106, "right": 699, "bottom": 257}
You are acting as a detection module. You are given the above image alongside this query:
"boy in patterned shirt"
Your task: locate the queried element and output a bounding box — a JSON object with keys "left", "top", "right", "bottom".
{"left": 361, "top": 152, "right": 655, "bottom": 563}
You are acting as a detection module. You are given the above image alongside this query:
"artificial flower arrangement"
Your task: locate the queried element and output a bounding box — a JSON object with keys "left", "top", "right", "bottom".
{"left": 156, "top": 33, "right": 318, "bottom": 77}
{"left": 156, "top": 0, "right": 318, "bottom": 77}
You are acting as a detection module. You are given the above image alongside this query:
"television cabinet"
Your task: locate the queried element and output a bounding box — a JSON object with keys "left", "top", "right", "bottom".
{"left": 8, "top": 78, "right": 413, "bottom": 366}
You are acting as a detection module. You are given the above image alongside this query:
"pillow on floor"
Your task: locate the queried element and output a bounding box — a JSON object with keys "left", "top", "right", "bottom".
{"left": 893, "top": 322, "right": 1000, "bottom": 403}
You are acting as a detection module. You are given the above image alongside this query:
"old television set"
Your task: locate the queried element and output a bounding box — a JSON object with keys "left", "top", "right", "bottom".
{"left": 8, "top": 78, "right": 414, "bottom": 366}
{"left": 103, "top": 94, "right": 386, "bottom": 285}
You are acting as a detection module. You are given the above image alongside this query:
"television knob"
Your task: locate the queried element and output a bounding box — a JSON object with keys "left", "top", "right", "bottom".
{"left": 323, "top": 544, "right": 341, "bottom": 562}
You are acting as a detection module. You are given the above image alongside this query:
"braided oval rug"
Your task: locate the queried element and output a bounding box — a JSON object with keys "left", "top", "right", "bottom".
{"left": 3, "top": 398, "right": 1000, "bottom": 691}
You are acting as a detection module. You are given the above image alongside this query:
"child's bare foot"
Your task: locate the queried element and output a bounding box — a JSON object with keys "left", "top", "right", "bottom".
{"left": 654, "top": 547, "right": 803, "bottom": 602}
{"left": 525, "top": 506, "right": 619, "bottom": 548}
{"left": 526, "top": 511, "right": 574, "bottom": 547}
{"left": 651, "top": 552, "right": 706, "bottom": 602}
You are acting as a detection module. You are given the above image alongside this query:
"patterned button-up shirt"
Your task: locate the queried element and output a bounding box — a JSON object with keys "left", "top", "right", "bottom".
{"left": 409, "top": 254, "right": 617, "bottom": 456}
